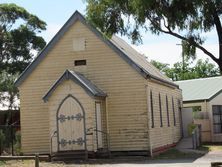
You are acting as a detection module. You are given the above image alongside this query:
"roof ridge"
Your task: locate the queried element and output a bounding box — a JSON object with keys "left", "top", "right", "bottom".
{"left": 43, "top": 69, "right": 106, "bottom": 102}
{"left": 15, "top": 10, "right": 178, "bottom": 88}
{"left": 175, "top": 75, "right": 222, "bottom": 83}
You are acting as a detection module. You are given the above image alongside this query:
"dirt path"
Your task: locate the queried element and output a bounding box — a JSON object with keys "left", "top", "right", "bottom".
{"left": 1, "top": 151, "right": 222, "bottom": 167}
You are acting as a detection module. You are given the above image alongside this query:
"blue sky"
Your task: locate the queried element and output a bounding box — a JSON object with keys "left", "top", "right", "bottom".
{"left": 2, "top": 0, "right": 218, "bottom": 65}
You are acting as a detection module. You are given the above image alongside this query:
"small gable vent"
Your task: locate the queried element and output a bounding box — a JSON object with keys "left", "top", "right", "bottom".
{"left": 73, "top": 37, "right": 85, "bottom": 51}
{"left": 74, "top": 60, "right": 86, "bottom": 66}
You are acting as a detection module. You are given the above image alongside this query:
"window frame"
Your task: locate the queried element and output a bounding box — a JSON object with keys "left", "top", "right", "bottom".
{"left": 212, "top": 105, "right": 222, "bottom": 134}
{"left": 166, "top": 95, "right": 170, "bottom": 127}
{"left": 74, "top": 59, "right": 87, "bottom": 66}
{"left": 172, "top": 97, "right": 176, "bottom": 126}
{"left": 150, "top": 90, "right": 154, "bottom": 128}
{"left": 159, "top": 93, "right": 163, "bottom": 127}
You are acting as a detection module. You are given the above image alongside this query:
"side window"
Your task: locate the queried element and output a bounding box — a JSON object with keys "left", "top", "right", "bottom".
{"left": 159, "top": 93, "right": 163, "bottom": 127}
{"left": 150, "top": 90, "right": 154, "bottom": 128}
{"left": 172, "top": 97, "right": 176, "bottom": 126}
{"left": 166, "top": 95, "right": 170, "bottom": 127}
{"left": 212, "top": 105, "right": 222, "bottom": 134}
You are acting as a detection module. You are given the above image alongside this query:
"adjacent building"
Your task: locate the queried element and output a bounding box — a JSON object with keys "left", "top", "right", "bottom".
{"left": 176, "top": 76, "right": 222, "bottom": 142}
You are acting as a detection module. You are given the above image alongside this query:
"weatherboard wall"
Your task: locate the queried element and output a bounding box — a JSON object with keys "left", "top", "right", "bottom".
{"left": 48, "top": 80, "right": 96, "bottom": 152}
{"left": 147, "top": 81, "right": 182, "bottom": 149}
{"left": 18, "top": 18, "right": 182, "bottom": 154}
{"left": 18, "top": 20, "right": 148, "bottom": 153}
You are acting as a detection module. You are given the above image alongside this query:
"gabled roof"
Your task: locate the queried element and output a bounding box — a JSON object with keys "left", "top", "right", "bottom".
{"left": 110, "top": 36, "right": 174, "bottom": 85}
{"left": 43, "top": 70, "right": 107, "bottom": 102}
{"left": 15, "top": 10, "right": 178, "bottom": 88}
{"left": 175, "top": 76, "right": 222, "bottom": 102}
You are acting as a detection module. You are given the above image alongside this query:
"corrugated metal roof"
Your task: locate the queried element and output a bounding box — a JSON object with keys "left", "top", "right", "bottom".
{"left": 175, "top": 76, "right": 222, "bottom": 102}
{"left": 69, "top": 70, "right": 107, "bottom": 97}
{"left": 111, "top": 35, "right": 174, "bottom": 84}
{"left": 15, "top": 11, "right": 177, "bottom": 88}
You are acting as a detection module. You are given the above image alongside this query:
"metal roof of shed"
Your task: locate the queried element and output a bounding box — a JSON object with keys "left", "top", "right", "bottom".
{"left": 175, "top": 76, "right": 222, "bottom": 102}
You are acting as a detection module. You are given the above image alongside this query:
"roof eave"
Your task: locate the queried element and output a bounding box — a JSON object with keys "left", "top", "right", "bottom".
{"left": 43, "top": 70, "right": 107, "bottom": 102}
{"left": 183, "top": 99, "right": 207, "bottom": 103}
{"left": 15, "top": 10, "right": 176, "bottom": 89}
{"left": 15, "top": 11, "right": 82, "bottom": 87}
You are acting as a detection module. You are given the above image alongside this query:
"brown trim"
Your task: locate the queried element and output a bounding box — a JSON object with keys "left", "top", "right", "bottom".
{"left": 152, "top": 143, "right": 177, "bottom": 155}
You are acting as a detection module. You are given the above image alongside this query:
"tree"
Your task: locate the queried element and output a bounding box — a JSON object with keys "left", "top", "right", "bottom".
{"left": 86, "top": 0, "right": 222, "bottom": 72}
{"left": 151, "top": 59, "right": 220, "bottom": 81}
{"left": 0, "top": 4, "right": 46, "bottom": 110}
{"left": 0, "top": 3, "right": 46, "bottom": 74}
{"left": 194, "top": 59, "right": 220, "bottom": 78}
{"left": 0, "top": 71, "right": 19, "bottom": 111}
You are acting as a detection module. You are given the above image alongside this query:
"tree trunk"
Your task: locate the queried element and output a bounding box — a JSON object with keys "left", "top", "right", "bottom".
{"left": 219, "top": 62, "right": 222, "bottom": 75}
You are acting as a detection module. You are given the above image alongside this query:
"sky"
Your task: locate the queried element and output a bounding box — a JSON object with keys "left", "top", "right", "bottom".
{"left": 1, "top": 0, "right": 219, "bottom": 66}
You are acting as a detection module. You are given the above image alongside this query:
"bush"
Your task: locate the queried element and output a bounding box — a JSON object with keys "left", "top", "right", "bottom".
{"left": 0, "top": 130, "right": 6, "bottom": 154}
{"left": 14, "top": 131, "right": 21, "bottom": 155}
{"left": 188, "top": 123, "right": 197, "bottom": 136}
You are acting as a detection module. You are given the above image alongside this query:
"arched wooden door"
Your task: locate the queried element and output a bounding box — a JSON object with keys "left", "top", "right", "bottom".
{"left": 56, "top": 95, "right": 86, "bottom": 151}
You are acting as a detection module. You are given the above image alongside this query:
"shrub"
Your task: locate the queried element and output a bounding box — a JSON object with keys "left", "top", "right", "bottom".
{"left": 14, "top": 131, "right": 21, "bottom": 155}
{"left": 0, "top": 130, "right": 6, "bottom": 154}
{"left": 188, "top": 123, "right": 197, "bottom": 136}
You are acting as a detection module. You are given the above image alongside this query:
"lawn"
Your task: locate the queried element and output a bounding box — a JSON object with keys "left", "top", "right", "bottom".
{"left": 0, "top": 160, "right": 67, "bottom": 167}
{"left": 0, "top": 161, "right": 5, "bottom": 166}
{"left": 199, "top": 145, "right": 222, "bottom": 151}
{"left": 153, "top": 148, "right": 203, "bottom": 160}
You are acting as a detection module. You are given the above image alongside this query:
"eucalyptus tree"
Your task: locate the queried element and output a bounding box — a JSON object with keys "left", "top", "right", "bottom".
{"left": 86, "top": 0, "right": 222, "bottom": 72}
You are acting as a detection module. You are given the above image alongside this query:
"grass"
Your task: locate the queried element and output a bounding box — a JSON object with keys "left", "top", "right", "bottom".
{"left": 0, "top": 161, "right": 5, "bottom": 166}
{"left": 198, "top": 144, "right": 222, "bottom": 152}
{"left": 153, "top": 148, "right": 203, "bottom": 159}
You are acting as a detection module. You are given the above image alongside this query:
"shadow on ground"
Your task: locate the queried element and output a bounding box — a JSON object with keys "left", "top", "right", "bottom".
{"left": 64, "top": 149, "right": 205, "bottom": 165}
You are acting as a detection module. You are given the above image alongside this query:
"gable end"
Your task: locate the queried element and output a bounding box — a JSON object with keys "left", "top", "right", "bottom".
{"left": 15, "top": 10, "right": 178, "bottom": 88}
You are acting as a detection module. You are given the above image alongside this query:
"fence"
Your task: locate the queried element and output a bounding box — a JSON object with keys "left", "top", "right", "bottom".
{"left": 193, "top": 112, "right": 209, "bottom": 119}
{"left": 0, "top": 124, "right": 20, "bottom": 155}
{"left": 0, "top": 110, "right": 20, "bottom": 155}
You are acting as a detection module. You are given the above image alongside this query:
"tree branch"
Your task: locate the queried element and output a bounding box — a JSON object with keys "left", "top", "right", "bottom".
{"left": 148, "top": 17, "right": 219, "bottom": 63}
{"left": 166, "top": 30, "right": 219, "bottom": 63}
{"left": 211, "top": 3, "right": 222, "bottom": 61}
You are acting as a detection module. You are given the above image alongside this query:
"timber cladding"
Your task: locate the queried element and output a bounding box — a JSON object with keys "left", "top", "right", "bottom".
{"left": 147, "top": 81, "right": 182, "bottom": 149}
{"left": 17, "top": 12, "right": 182, "bottom": 154}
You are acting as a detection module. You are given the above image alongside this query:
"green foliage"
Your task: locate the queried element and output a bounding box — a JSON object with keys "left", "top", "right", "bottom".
{"left": 0, "top": 71, "right": 19, "bottom": 111}
{"left": 154, "top": 148, "right": 202, "bottom": 159}
{"left": 151, "top": 58, "right": 220, "bottom": 81}
{"left": 0, "top": 161, "right": 5, "bottom": 166}
{"left": 0, "top": 130, "right": 6, "bottom": 154}
{"left": 188, "top": 123, "right": 197, "bottom": 136}
{"left": 0, "top": 3, "right": 46, "bottom": 110}
{"left": 14, "top": 131, "right": 21, "bottom": 155}
{"left": 86, "top": 0, "right": 222, "bottom": 71}
{"left": 0, "top": 3, "right": 46, "bottom": 75}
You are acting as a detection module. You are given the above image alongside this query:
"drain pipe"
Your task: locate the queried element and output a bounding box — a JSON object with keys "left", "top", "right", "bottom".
{"left": 145, "top": 84, "right": 153, "bottom": 157}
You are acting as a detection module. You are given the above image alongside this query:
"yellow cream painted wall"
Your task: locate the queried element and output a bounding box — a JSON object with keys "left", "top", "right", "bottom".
{"left": 147, "top": 81, "right": 182, "bottom": 149}
{"left": 19, "top": 20, "right": 148, "bottom": 153}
